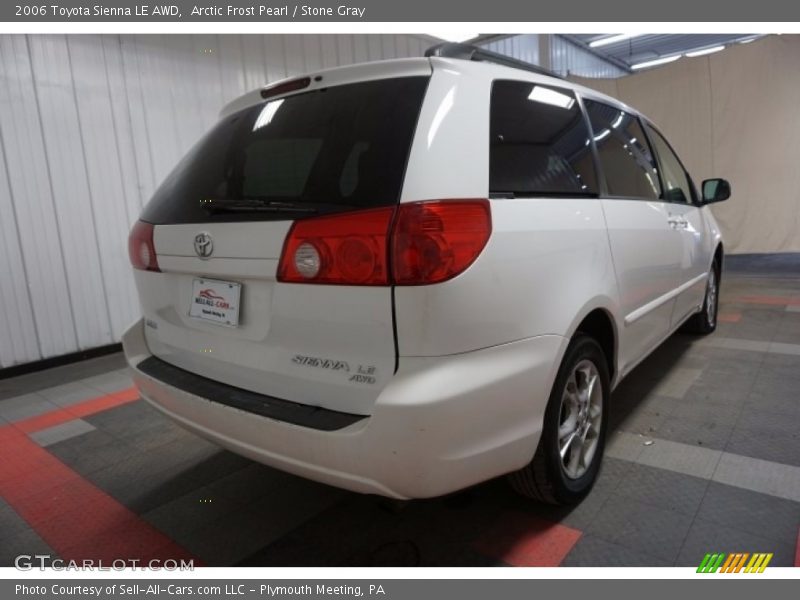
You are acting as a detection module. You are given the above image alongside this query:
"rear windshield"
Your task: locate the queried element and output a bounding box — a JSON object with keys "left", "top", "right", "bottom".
{"left": 140, "top": 77, "right": 429, "bottom": 224}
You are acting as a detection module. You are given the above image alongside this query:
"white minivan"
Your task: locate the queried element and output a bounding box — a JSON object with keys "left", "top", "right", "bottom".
{"left": 123, "top": 44, "right": 730, "bottom": 505}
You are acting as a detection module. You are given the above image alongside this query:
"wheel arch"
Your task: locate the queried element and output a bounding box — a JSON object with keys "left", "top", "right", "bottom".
{"left": 565, "top": 301, "right": 620, "bottom": 386}
{"left": 714, "top": 241, "right": 724, "bottom": 272}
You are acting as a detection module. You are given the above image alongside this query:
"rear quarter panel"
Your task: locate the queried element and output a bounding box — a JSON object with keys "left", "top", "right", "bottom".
{"left": 394, "top": 197, "right": 620, "bottom": 357}
{"left": 395, "top": 60, "right": 621, "bottom": 358}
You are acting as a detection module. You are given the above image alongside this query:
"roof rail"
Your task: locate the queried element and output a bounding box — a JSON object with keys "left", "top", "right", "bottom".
{"left": 424, "top": 42, "right": 564, "bottom": 80}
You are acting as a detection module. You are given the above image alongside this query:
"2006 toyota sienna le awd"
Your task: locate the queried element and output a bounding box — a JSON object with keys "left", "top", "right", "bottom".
{"left": 122, "top": 44, "right": 731, "bottom": 505}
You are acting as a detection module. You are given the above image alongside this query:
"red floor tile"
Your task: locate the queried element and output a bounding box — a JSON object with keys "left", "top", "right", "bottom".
{"left": 472, "top": 511, "right": 582, "bottom": 567}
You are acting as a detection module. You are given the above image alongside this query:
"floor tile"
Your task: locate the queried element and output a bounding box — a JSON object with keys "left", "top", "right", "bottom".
{"left": 0, "top": 394, "right": 60, "bottom": 423}
{"left": 694, "top": 481, "right": 800, "bottom": 545}
{"left": 676, "top": 517, "right": 796, "bottom": 567}
{"left": 586, "top": 496, "right": 695, "bottom": 562}
{"left": 29, "top": 419, "right": 96, "bottom": 448}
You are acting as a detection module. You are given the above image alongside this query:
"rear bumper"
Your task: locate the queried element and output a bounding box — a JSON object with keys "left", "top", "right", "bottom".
{"left": 122, "top": 318, "right": 566, "bottom": 499}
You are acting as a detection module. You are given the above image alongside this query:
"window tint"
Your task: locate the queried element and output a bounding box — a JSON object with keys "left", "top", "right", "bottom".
{"left": 490, "top": 80, "right": 599, "bottom": 196}
{"left": 645, "top": 124, "right": 694, "bottom": 204}
{"left": 584, "top": 100, "right": 661, "bottom": 199}
{"left": 141, "top": 77, "right": 429, "bottom": 224}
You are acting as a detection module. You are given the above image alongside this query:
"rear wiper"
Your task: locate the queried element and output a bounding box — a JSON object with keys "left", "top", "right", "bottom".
{"left": 201, "top": 198, "right": 318, "bottom": 214}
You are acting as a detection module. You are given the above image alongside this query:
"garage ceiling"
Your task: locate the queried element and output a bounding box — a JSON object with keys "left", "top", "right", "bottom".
{"left": 562, "top": 34, "right": 762, "bottom": 71}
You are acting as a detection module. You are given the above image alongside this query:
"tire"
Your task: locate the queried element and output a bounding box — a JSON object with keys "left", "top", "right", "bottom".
{"left": 682, "top": 260, "right": 720, "bottom": 335}
{"left": 508, "top": 334, "right": 610, "bottom": 505}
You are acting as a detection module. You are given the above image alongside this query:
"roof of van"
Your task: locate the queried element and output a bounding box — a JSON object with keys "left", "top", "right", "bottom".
{"left": 219, "top": 56, "right": 638, "bottom": 122}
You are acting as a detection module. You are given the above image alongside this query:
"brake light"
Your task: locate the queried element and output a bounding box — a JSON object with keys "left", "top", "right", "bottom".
{"left": 277, "top": 200, "right": 491, "bottom": 286}
{"left": 260, "top": 77, "right": 311, "bottom": 100}
{"left": 128, "top": 221, "right": 160, "bottom": 272}
{"left": 392, "top": 200, "right": 491, "bottom": 285}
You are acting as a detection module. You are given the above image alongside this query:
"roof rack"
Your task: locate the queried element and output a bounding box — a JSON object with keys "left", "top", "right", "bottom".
{"left": 424, "top": 42, "right": 564, "bottom": 80}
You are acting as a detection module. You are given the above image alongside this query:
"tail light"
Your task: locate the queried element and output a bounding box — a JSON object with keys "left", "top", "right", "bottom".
{"left": 128, "top": 221, "right": 160, "bottom": 272}
{"left": 392, "top": 200, "right": 491, "bottom": 285}
{"left": 278, "top": 207, "right": 394, "bottom": 285}
{"left": 277, "top": 200, "right": 491, "bottom": 286}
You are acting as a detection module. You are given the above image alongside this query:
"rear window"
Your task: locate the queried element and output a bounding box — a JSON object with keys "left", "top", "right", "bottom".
{"left": 490, "top": 80, "right": 599, "bottom": 197}
{"left": 140, "top": 77, "right": 429, "bottom": 224}
{"left": 584, "top": 100, "right": 661, "bottom": 200}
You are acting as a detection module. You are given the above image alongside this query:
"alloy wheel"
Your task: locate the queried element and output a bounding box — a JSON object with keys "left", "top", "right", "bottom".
{"left": 557, "top": 359, "right": 603, "bottom": 480}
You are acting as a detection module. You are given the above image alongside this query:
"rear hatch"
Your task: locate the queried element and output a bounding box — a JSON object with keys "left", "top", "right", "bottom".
{"left": 133, "top": 68, "right": 430, "bottom": 416}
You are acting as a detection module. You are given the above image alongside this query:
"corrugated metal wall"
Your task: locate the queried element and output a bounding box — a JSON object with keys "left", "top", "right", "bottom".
{"left": 549, "top": 36, "right": 628, "bottom": 78}
{"left": 0, "top": 33, "right": 436, "bottom": 369}
{"left": 483, "top": 34, "right": 627, "bottom": 79}
{"left": 483, "top": 35, "right": 540, "bottom": 66}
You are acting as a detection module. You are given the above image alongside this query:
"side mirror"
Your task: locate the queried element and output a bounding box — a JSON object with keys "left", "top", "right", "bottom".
{"left": 701, "top": 178, "right": 731, "bottom": 204}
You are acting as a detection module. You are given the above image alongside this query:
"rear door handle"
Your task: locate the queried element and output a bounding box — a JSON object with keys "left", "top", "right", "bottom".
{"left": 667, "top": 216, "right": 688, "bottom": 229}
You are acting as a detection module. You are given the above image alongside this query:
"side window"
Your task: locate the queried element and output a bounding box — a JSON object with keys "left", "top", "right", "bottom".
{"left": 645, "top": 125, "right": 694, "bottom": 204}
{"left": 490, "top": 80, "right": 599, "bottom": 196}
{"left": 584, "top": 100, "right": 661, "bottom": 200}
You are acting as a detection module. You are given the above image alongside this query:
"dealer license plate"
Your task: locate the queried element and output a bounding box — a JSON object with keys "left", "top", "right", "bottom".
{"left": 189, "top": 278, "right": 242, "bottom": 327}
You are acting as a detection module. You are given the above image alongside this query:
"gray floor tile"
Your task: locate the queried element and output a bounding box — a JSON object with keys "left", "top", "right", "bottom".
{"left": 726, "top": 412, "right": 800, "bottom": 467}
{"left": 680, "top": 385, "right": 749, "bottom": 409}
{"left": 0, "top": 393, "right": 59, "bottom": 422}
{"left": 0, "top": 502, "right": 33, "bottom": 539}
{"left": 635, "top": 436, "right": 722, "bottom": 479}
{"left": 657, "top": 415, "right": 733, "bottom": 450}
{"left": 562, "top": 533, "right": 671, "bottom": 567}
{"left": 29, "top": 419, "right": 96, "bottom": 447}
{"left": 676, "top": 517, "right": 796, "bottom": 567}
{"left": 143, "top": 484, "right": 245, "bottom": 540}
{"left": 37, "top": 381, "right": 103, "bottom": 407}
{"left": 713, "top": 452, "right": 800, "bottom": 503}
{"left": 83, "top": 436, "right": 250, "bottom": 514}
{"left": 46, "top": 429, "right": 141, "bottom": 475}
{"left": 0, "top": 527, "right": 57, "bottom": 567}
{"left": 611, "top": 406, "right": 667, "bottom": 436}
{"left": 586, "top": 496, "right": 695, "bottom": 562}
{"left": 81, "top": 371, "right": 133, "bottom": 394}
{"left": 743, "top": 389, "right": 799, "bottom": 419}
{"left": 613, "top": 463, "right": 709, "bottom": 515}
{"left": 669, "top": 399, "right": 741, "bottom": 426}
{"left": 694, "top": 481, "right": 800, "bottom": 545}
{"left": 85, "top": 400, "right": 194, "bottom": 452}
{"left": 180, "top": 480, "right": 343, "bottom": 566}
{"left": 205, "top": 463, "right": 302, "bottom": 505}
{"left": 651, "top": 367, "right": 703, "bottom": 399}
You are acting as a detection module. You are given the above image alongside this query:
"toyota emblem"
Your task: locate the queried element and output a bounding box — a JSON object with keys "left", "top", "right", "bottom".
{"left": 194, "top": 232, "right": 213, "bottom": 258}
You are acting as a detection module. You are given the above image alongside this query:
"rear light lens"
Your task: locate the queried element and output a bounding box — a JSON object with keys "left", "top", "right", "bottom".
{"left": 277, "top": 200, "right": 491, "bottom": 286}
{"left": 278, "top": 207, "right": 394, "bottom": 285}
{"left": 260, "top": 77, "right": 311, "bottom": 100}
{"left": 128, "top": 221, "right": 160, "bottom": 272}
{"left": 392, "top": 200, "right": 491, "bottom": 285}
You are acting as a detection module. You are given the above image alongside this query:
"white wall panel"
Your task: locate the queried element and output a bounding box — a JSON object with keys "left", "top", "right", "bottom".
{"left": 0, "top": 33, "right": 436, "bottom": 368}
{"left": 28, "top": 34, "right": 113, "bottom": 350}
{"left": 0, "top": 117, "right": 40, "bottom": 366}
{"left": 0, "top": 35, "right": 77, "bottom": 360}
{"left": 118, "top": 36, "right": 158, "bottom": 206}
{"left": 68, "top": 35, "right": 140, "bottom": 341}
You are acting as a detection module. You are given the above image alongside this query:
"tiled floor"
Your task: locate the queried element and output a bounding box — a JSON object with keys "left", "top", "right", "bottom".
{"left": 0, "top": 266, "right": 799, "bottom": 568}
